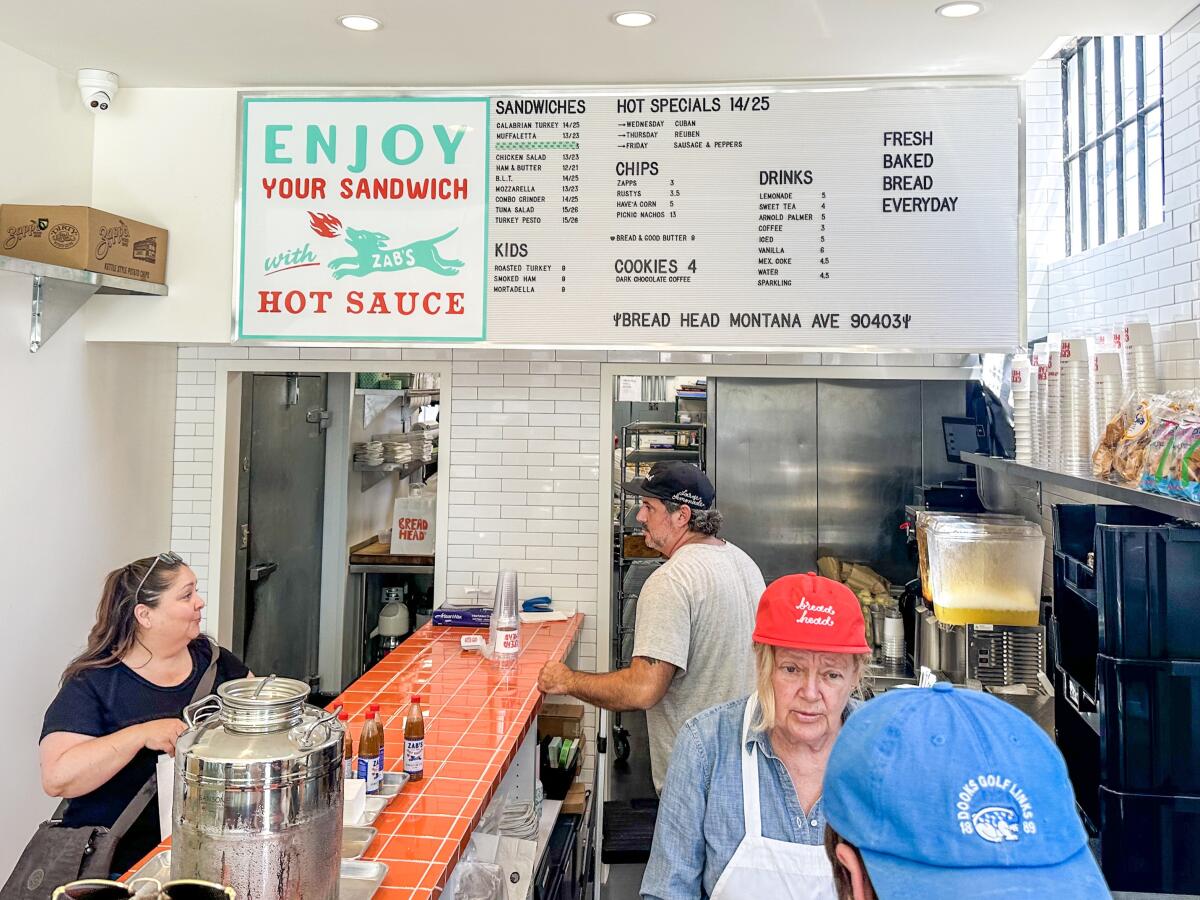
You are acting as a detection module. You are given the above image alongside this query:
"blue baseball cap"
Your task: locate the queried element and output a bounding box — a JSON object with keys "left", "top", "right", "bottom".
{"left": 824, "top": 682, "right": 1110, "bottom": 899}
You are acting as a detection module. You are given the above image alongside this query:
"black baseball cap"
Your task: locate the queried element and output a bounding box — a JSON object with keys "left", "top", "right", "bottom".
{"left": 623, "top": 461, "right": 715, "bottom": 511}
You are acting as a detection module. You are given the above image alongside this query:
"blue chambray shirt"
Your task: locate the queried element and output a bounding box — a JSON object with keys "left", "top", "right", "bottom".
{"left": 640, "top": 695, "right": 862, "bottom": 900}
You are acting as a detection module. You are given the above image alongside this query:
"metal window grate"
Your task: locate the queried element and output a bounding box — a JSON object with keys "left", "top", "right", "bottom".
{"left": 1061, "top": 35, "right": 1165, "bottom": 256}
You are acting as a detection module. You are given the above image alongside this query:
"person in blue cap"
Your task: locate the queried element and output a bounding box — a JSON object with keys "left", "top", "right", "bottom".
{"left": 821, "top": 682, "right": 1110, "bottom": 899}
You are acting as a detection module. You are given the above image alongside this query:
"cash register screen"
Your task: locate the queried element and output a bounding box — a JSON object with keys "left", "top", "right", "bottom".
{"left": 942, "top": 416, "right": 985, "bottom": 464}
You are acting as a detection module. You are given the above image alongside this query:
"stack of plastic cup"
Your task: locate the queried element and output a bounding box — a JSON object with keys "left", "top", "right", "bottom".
{"left": 1011, "top": 352, "right": 1033, "bottom": 463}
{"left": 1045, "top": 344, "right": 1062, "bottom": 471}
{"left": 1058, "top": 338, "right": 1092, "bottom": 476}
{"left": 1123, "top": 321, "right": 1159, "bottom": 397}
{"left": 1091, "top": 350, "right": 1124, "bottom": 451}
{"left": 489, "top": 570, "right": 521, "bottom": 658}
{"left": 1033, "top": 342, "right": 1048, "bottom": 467}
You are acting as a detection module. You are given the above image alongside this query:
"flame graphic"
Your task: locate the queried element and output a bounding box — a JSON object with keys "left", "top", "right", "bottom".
{"left": 308, "top": 211, "right": 343, "bottom": 238}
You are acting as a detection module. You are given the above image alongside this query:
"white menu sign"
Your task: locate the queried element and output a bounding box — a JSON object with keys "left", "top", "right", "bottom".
{"left": 484, "top": 85, "right": 1019, "bottom": 350}
{"left": 236, "top": 96, "right": 489, "bottom": 342}
{"left": 235, "top": 85, "right": 1018, "bottom": 350}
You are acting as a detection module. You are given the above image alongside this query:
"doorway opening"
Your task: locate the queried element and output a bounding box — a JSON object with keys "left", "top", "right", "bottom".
{"left": 225, "top": 368, "right": 441, "bottom": 700}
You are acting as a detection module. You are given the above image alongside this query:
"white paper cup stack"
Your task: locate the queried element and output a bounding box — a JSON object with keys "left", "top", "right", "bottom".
{"left": 1011, "top": 353, "right": 1033, "bottom": 463}
{"left": 1123, "top": 321, "right": 1159, "bottom": 396}
{"left": 1045, "top": 347, "right": 1062, "bottom": 471}
{"left": 1091, "top": 350, "right": 1124, "bottom": 452}
{"left": 1033, "top": 342, "right": 1049, "bottom": 468}
{"left": 1112, "top": 326, "right": 1129, "bottom": 395}
{"left": 1059, "top": 338, "right": 1092, "bottom": 476}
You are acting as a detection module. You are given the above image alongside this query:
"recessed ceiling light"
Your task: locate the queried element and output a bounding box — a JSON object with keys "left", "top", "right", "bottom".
{"left": 936, "top": 2, "right": 982, "bottom": 17}
{"left": 338, "top": 14, "right": 381, "bottom": 31}
{"left": 613, "top": 11, "right": 655, "bottom": 27}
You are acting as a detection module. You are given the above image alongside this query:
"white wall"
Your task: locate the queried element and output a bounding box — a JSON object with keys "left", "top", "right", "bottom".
{"left": 1025, "top": 61, "right": 1066, "bottom": 341}
{"left": 0, "top": 41, "right": 176, "bottom": 874}
{"left": 1035, "top": 21, "right": 1196, "bottom": 376}
{"left": 1018, "top": 11, "right": 1200, "bottom": 593}
{"left": 84, "top": 88, "right": 237, "bottom": 343}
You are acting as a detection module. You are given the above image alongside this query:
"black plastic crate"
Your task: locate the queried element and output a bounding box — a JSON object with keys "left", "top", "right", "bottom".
{"left": 1096, "top": 522, "right": 1200, "bottom": 660}
{"left": 1053, "top": 665, "right": 1101, "bottom": 832}
{"left": 1053, "top": 505, "right": 1172, "bottom": 590}
{"left": 1097, "top": 655, "right": 1200, "bottom": 795}
{"left": 1052, "top": 565, "right": 1100, "bottom": 692}
{"left": 1100, "top": 786, "right": 1200, "bottom": 894}
{"left": 1052, "top": 504, "right": 1097, "bottom": 590}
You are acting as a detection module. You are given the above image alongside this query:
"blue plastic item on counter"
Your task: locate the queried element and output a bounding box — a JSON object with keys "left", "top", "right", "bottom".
{"left": 522, "top": 596, "right": 553, "bottom": 613}
{"left": 431, "top": 607, "right": 491, "bottom": 627}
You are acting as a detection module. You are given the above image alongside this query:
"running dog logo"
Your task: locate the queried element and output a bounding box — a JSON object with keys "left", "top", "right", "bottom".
{"left": 307, "top": 211, "right": 464, "bottom": 279}
{"left": 971, "top": 806, "right": 1020, "bottom": 843}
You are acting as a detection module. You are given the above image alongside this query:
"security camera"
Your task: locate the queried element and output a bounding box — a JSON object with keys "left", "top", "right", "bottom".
{"left": 77, "top": 69, "right": 119, "bottom": 113}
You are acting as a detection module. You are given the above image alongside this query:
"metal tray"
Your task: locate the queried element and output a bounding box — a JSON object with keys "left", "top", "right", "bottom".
{"left": 377, "top": 771, "right": 410, "bottom": 801}
{"left": 340, "top": 860, "right": 389, "bottom": 900}
{"left": 129, "top": 850, "right": 169, "bottom": 882}
{"left": 127, "top": 851, "right": 387, "bottom": 900}
{"left": 341, "top": 825, "right": 378, "bottom": 859}
{"left": 356, "top": 795, "right": 388, "bottom": 826}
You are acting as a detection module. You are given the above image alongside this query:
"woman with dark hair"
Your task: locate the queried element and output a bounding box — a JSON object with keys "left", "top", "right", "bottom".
{"left": 39, "top": 553, "right": 250, "bottom": 874}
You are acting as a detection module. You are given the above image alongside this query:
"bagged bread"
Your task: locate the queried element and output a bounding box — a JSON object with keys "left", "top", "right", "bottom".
{"left": 1139, "top": 417, "right": 1182, "bottom": 495}
{"left": 1167, "top": 419, "right": 1200, "bottom": 501}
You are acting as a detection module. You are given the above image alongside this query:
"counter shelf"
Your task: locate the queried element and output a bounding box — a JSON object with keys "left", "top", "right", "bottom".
{"left": 126, "top": 616, "right": 582, "bottom": 898}
{"left": 962, "top": 452, "right": 1200, "bottom": 525}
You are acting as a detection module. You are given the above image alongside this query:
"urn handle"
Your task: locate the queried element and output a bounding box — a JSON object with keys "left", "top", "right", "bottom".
{"left": 184, "top": 694, "right": 221, "bottom": 728}
{"left": 296, "top": 708, "right": 341, "bottom": 750}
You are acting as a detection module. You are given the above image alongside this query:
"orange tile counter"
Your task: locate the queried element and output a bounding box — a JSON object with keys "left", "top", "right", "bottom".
{"left": 134, "top": 615, "right": 582, "bottom": 899}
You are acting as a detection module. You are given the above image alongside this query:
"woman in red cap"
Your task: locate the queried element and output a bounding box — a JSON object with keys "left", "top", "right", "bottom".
{"left": 641, "top": 572, "right": 872, "bottom": 900}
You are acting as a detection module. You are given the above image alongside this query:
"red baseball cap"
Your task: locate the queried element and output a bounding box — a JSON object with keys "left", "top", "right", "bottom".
{"left": 753, "top": 572, "right": 870, "bottom": 653}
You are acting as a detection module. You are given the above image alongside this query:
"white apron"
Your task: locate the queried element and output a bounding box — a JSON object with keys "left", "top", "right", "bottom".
{"left": 708, "top": 698, "right": 837, "bottom": 900}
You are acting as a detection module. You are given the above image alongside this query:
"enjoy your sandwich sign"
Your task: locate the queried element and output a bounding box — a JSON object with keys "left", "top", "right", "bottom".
{"left": 236, "top": 96, "right": 489, "bottom": 342}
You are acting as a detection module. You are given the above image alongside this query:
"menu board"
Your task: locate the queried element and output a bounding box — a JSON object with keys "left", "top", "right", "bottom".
{"left": 235, "top": 85, "right": 1019, "bottom": 350}
{"left": 236, "top": 97, "right": 489, "bottom": 343}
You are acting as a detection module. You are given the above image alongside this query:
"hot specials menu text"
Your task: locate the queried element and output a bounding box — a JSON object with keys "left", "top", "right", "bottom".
{"left": 484, "top": 86, "right": 1018, "bottom": 350}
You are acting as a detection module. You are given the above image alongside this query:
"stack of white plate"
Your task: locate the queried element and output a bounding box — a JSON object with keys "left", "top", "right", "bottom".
{"left": 354, "top": 440, "right": 384, "bottom": 466}
{"left": 1090, "top": 350, "right": 1124, "bottom": 452}
{"left": 1058, "top": 338, "right": 1092, "bottom": 476}
{"left": 1123, "top": 321, "right": 1159, "bottom": 396}
{"left": 1045, "top": 346, "right": 1062, "bottom": 471}
{"left": 1011, "top": 353, "right": 1033, "bottom": 464}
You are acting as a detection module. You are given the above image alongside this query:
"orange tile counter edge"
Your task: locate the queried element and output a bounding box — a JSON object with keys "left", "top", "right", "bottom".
{"left": 126, "top": 615, "right": 583, "bottom": 900}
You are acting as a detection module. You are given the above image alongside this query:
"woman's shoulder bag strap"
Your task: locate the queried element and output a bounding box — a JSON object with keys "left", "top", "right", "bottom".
{"left": 106, "top": 637, "right": 220, "bottom": 841}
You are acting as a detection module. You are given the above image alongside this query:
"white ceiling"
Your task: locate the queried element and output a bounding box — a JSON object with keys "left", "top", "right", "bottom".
{"left": 1, "top": 0, "right": 1195, "bottom": 88}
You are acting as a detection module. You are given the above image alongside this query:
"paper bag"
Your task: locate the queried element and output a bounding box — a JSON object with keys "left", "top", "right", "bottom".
{"left": 469, "top": 832, "right": 536, "bottom": 900}
{"left": 156, "top": 754, "right": 174, "bottom": 837}
{"left": 391, "top": 494, "right": 436, "bottom": 555}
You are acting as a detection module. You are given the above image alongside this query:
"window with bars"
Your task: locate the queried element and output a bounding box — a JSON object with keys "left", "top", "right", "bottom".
{"left": 1061, "top": 36, "right": 1165, "bottom": 256}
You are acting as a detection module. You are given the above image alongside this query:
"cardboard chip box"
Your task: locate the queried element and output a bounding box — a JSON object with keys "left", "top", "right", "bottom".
{"left": 538, "top": 703, "right": 584, "bottom": 740}
{"left": 0, "top": 205, "right": 167, "bottom": 284}
{"left": 562, "top": 781, "right": 588, "bottom": 816}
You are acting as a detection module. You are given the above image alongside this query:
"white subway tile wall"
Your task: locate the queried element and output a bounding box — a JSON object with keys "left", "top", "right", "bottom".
{"left": 1025, "top": 61, "right": 1067, "bottom": 340}
{"left": 1021, "top": 18, "right": 1200, "bottom": 582}
{"left": 1032, "top": 17, "right": 1200, "bottom": 390}
{"left": 170, "top": 346, "right": 977, "bottom": 783}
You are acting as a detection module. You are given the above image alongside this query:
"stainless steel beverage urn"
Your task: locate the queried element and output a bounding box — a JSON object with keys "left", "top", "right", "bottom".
{"left": 172, "top": 677, "right": 344, "bottom": 900}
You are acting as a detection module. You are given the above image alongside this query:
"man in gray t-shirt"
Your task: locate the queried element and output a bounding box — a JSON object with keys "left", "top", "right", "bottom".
{"left": 537, "top": 462, "right": 765, "bottom": 792}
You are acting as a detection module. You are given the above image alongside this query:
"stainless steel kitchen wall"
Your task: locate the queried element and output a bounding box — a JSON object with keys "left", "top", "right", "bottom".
{"left": 709, "top": 378, "right": 966, "bottom": 584}
{"left": 707, "top": 379, "right": 819, "bottom": 583}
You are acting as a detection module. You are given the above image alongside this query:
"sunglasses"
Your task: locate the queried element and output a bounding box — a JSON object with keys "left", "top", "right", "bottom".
{"left": 52, "top": 878, "right": 234, "bottom": 899}
{"left": 133, "top": 551, "right": 185, "bottom": 602}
